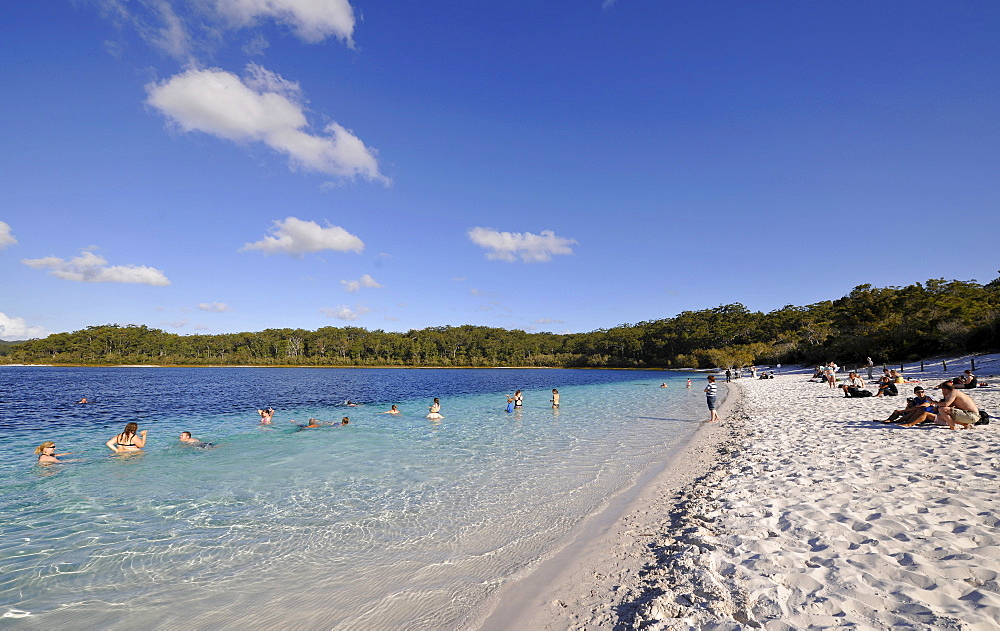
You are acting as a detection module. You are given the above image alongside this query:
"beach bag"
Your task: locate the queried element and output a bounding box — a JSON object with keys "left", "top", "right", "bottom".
{"left": 975, "top": 410, "right": 990, "bottom": 426}
{"left": 857, "top": 389, "right": 873, "bottom": 397}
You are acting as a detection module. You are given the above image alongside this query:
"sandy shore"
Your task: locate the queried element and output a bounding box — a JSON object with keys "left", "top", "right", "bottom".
{"left": 480, "top": 356, "right": 1000, "bottom": 629}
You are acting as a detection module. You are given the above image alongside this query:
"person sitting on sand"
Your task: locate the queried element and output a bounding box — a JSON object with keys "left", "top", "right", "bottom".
{"left": 874, "top": 375, "right": 898, "bottom": 398}
{"left": 953, "top": 370, "right": 978, "bottom": 389}
{"left": 914, "top": 381, "right": 980, "bottom": 430}
{"left": 840, "top": 372, "right": 867, "bottom": 397}
{"left": 890, "top": 369, "right": 904, "bottom": 384}
{"left": 381, "top": 405, "right": 400, "bottom": 415}
{"left": 258, "top": 408, "right": 274, "bottom": 425}
{"left": 35, "top": 441, "right": 71, "bottom": 463}
{"left": 107, "top": 422, "right": 147, "bottom": 453}
{"left": 878, "top": 387, "right": 936, "bottom": 424}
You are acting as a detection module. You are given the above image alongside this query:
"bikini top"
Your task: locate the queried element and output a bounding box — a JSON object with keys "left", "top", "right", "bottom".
{"left": 116, "top": 433, "right": 137, "bottom": 447}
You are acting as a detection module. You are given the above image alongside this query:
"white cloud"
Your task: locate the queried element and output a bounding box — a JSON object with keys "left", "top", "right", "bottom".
{"left": 341, "top": 273, "right": 381, "bottom": 293}
{"left": 164, "top": 318, "right": 190, "bottom": 329}
{"left": 214, "top": 0, "right": 356, "bottom": 45}
{"left": 146, "top": 65, "right": 387, "bottom": 183}
{"left": 535, "top": 318, "right": 565, "bottom": 325}
{"left": 21, "top": 251, "right": 170, "bottom": 286}
{"left": 242, "top": 216, "right": 364, "bottom": 256}
{"left": 0, "top": 312, "right": 47, "bottom": 341}
{"left": 0, "top": 221, "right": 17, "bottom": 250}
{"left": 320, "top": 305, "right": 370, "bottom": 321}
{"left": 468, "top": 227, "right": 577, "bottom": 263}
{"left": 98, "top": 0, "right": 354, "bottom": 60}
{"left": 198, "top": 301, "right": 231, "bottom": 312}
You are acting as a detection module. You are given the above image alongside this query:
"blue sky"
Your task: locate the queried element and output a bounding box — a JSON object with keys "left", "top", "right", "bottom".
{"left": 2, "top": 1, "right": 998, "bottom": 341}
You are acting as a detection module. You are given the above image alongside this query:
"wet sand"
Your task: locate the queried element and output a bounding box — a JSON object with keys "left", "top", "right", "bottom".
{"left": 478, "top": 357, "right": 1000, "bottom": 629}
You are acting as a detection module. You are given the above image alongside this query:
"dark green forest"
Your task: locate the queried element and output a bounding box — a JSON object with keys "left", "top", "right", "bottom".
{"left": 3, "top": 277, "right": 998, "bottom": 368}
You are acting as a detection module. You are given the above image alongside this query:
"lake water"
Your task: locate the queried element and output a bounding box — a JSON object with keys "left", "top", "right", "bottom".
{"left": 0, "top": 366, "right": 719, "bottom": 629}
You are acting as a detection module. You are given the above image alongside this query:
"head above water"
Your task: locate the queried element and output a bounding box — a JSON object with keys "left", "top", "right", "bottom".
{"left": 122, "top": 422, "right": 138, "bottom": 435}
{"left": 35, "top": 441, "right": 56, "bottom": 455}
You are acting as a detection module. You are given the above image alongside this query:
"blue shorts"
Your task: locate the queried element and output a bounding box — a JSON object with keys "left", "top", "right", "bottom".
{"left": 707, "top": 396, "right": 717, "bottom": 411}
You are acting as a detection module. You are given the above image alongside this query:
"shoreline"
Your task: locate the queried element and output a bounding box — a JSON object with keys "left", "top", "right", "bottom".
{"left": 481, "top": 357, "right": 1000, "bottom": 628}
{"left": 476, "top": 382, "right": 743, "bottom": 629}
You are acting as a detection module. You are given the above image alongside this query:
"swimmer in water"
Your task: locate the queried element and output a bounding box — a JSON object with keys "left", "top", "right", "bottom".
{"left": 178, "top": 432, "right": 214, "bottom": 448}
{"left": 107, "top": 422, "right": 147, "bottom": 453}
{"left": 78, "top": 397, "right": 88, "bottom": 404}
{"left": 290, "top": 418, "right": 323, "bottom": 429}
{"left": 340, "top": 417, "right": 350, "bottom": 426}
{"left": 258, "top": 408, "right": 274, "bottom": 425}
{"left": 35, "top": 441, "right": 71, "bottom": 463}
{"left": 381, "top": 405, "right": 400, "bottom": 415}
{"left": 551, "top": 389, "right": 560, "bottom": 407}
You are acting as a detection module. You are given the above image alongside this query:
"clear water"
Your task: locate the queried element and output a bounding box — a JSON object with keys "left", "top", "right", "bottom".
{"left": 0, "top": 367, "right": 717, "bottom": 629}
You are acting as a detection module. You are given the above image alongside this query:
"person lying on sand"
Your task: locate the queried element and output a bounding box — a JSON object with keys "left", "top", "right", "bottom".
{"left": 878, "top": 387, "right": 936, "bottom": 424}
{"left": 953, "top": 370, "right": 978, "bottom": 389}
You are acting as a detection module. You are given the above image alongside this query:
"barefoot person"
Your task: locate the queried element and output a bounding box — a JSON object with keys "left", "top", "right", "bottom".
{"left": 106, "top": 422, "right": 147, "bottom": 453}
{"left": 705, "top": 375, "right": 720, "bottom": 423}
{"left": 925, "top": 381, "right": 980, "bottom": 430}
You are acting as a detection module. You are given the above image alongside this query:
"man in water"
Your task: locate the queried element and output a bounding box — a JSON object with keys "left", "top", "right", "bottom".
{"left": 178, "top": 432, "right": 213, "bottom": 448}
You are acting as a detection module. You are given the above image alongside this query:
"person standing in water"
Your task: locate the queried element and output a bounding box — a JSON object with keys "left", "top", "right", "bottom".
{"left": 550, "top": 389, "right": 560, "bottom": 407}
{"left": 512, "top": 390, "right": 523, "bottom": 409}
{"left": 107, "top": 422, "right": 147, "bottom": 453}
{"left": 427, "top": 398, "right": 443, "bottom": 419}
{"left": 35, "top": 441, "right": 71, "bottom": 463}
{"left": 705, "top": 375, "right": 720, "bottom": 423}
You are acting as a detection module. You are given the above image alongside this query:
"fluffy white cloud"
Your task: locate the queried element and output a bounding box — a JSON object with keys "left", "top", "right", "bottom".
{"left": 0, "top": 221, "right": 16, "bottom": 249}
{"left": 198, "top": 301, "right": 231, "bottom": 312}
{"left": 146, "top": 66, "right": 386, "bottom": 182}
{"left": 320, "top": 305, "right": 370, "bottom": 321}
{"left": 21, "top": 251, "right": 171, "bottom": 286}
{"left": 242, "top": 216, "right": 364, "bottom": 256}
{"left": 341, "top": 273, "right": 381, "bottom": 293}
{"left": 214, "top": 0, "right": 356, "bottom": 45}
{"left": 468, "top": 227, "right": 577, "bottom": 263}
{"left": 0, "top": 312, "right": 47, "bottom": 341}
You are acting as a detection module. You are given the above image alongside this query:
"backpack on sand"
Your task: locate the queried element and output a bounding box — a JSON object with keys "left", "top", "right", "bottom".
{"left": 976, "top": 410, "right": 990, "bottom": 426}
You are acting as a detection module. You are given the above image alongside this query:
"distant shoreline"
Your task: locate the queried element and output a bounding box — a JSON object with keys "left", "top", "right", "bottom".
{"left": 0, "top": 363, "right": 692, "bottom": 371}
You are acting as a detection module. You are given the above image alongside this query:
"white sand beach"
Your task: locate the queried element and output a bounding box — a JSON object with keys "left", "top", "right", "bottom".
{"left": 481, "top": 355, "right": 1000, "bottom": 630}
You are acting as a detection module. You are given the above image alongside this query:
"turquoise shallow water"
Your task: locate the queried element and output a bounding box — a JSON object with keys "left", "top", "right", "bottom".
{"left": 0, "top": 367, "right": 718, "bottom": 629}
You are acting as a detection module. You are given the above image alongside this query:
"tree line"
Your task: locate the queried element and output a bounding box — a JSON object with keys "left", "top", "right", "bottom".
{"left": 3, "top": 276, "right": 998, "bottom": 368}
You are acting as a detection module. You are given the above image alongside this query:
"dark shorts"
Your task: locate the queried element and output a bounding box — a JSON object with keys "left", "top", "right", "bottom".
{"left": 707, "top": 396, "right": 717, "bottom": 411}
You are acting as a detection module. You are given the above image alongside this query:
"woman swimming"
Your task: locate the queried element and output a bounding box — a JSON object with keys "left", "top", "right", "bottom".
{"left": 35, "top": 441, "right": 70, "bottom": 463}
{"left": 106, "top": 422, "right": 147, "bottom": 453}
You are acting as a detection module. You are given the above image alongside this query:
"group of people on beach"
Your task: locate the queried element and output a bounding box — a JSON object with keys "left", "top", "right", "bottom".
{"left": 814, "top": 361, "right": 988, "bottom": 430}
{"left": 872, "top": 379, "right": 984, "bottom": 430}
